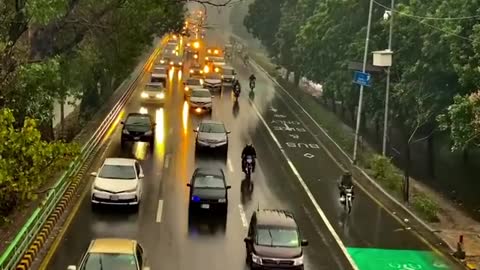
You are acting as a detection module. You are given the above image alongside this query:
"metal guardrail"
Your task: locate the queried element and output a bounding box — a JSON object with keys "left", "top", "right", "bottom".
{"left": 0, "top": 37, "right": 166, "bottom": 270}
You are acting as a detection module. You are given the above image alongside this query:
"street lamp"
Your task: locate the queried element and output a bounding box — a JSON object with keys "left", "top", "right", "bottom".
{"left": 382, "top": 1, "right": 395, "bottom": 156}
{"left": 352, "top": 0, "right": 375, "bottom": 163}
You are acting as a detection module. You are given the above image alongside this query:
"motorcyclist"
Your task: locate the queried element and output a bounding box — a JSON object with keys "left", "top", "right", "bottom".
{"left": 233, "top": 79, "right": 241, "bottom": 95}
{"left": 338, "top": 171, "right": 354, "bottom": 201}
{"left": 249, "top": 74, "right": 256, "bottom": 90}
{"left": 241, "top": 143, "right": 257, "bottom": 173}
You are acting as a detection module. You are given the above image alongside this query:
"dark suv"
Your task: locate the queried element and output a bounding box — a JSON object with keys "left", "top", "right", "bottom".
{"left": 244, "top": 209, "right": 308, "bottom": 269}
{"left": 120, "top": 113, "right": 155, "bottom": 149}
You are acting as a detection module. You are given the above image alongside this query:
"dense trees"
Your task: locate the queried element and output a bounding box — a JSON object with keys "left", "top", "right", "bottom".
{"left": 244, "top": 0, "right": 480, "bottom": 163}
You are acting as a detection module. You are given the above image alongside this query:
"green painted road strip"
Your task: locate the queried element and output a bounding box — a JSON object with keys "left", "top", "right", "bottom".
{"left": 347, "top": 247, "right": 450, "bottom": 270}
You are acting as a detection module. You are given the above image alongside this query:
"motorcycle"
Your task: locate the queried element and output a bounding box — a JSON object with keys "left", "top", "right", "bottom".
{"left": 249, "top": 80, "right": 255, "bottom": 91}
{"left": 340, "top": 187, "right": 353, "bottom": 213}
{"left": 233, "top": 84, "right": 240, "bottom": 99}
{"left": 244, "top": 155, "right": 254, "bottom": 180}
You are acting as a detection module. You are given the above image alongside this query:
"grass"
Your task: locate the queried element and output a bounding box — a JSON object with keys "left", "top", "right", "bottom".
{"left": 248, "top": 51, "right": 440, "bottom": 223}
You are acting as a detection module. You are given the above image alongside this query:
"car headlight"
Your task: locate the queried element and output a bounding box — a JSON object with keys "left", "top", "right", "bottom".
{"left": 251, "top": 253, "right": 262, "bottom": 265}
{"left": 221, "top": 75, "right": 224, "bottom": 78}
{"left": 293, "top": 255, "right": 304, "bottom": 266}
{"left": 122, "top": 129, "right": 129, "bottom": 134}
{"left": 141, "top": 92, "right": 148, "bottom": 98}
{"left": 122, "top": 186, "right": 138, "bottom": 193}
{"left": 218, "top": 198, "right": 226, "bottom": 203}
{"left": 179, "top": 62, "right": 182, "bottom": 65}
{"left": 156, "top": 93, "right": 165, "bottom": 99}
{"left": 160, "top": 60, "right": 165, "bottom": 64}
{"left": 145, "top": 130, "right": 153, "bottom": 135}
{"left": 190, "top": 69, "right": 193, "bottom": 73}
{"left": 170, "top": 61, "right": 174, "bottom": 65}
{"left": 93, "top": 185, "right": 110, "bottom": 193}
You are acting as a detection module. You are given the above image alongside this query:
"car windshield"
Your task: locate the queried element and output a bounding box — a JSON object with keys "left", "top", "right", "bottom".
{"left": 194, "top": 175, "right": 225, "bottom": 188}
{"left": 151, "top": 77, "right": 166, "bottom": 83}
{"left": 187, "top": 79, "right": 201, "bottom": 85}
{"left": 125, "top": 115, "right": 150, "bottom": 126}
{"left": 192, "top": 90, "right": 210, "bottom": 97}
{"left": 81, "top": 253, "right": 137, "bottom": 270}
{"left": 206, "top": 73, "right": 221, "bottom": 79}
{"left": 256, "top": 227, "right": 300, "bottom": 248}
{"left": 98, "top": 164, "right": 136, "bottom": 180}
{"left": 223, "top": 69, "right": 234, "bottom": 75}
{"left": 145, "top": 85, "right": 163, "bottom": 92}
{"left": 211, "top": 57, "right": 224, "bottom": 62}
{"left": 154, "top": 67, "right": 166, "bottom": 73}
{"left": 199, "top": 123, "right": 225, "bottom": 133}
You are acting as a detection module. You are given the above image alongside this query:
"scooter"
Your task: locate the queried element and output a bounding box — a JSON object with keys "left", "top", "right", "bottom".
{"left": 340, "top": 187, "right": 354, "bottom": 214}
{"left": 249, "top": 80, "right": 255, "bottom": 91}
{"left": 244, "top": 156, "right": 254, "bottom": 180}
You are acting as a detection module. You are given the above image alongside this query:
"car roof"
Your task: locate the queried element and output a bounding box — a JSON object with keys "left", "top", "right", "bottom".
{"left": 223, "top": 65, "right": 234, "bottom": 70}
{"left": 89, "top": 238, "right": 136, "bottom": 254}
{"left": 103, "top": 158, "right": 136, "bottom": 166}
{"left": 151, "top": 73, "right": 167, "bottom": 77}
{"left": 194, "top": 167, "right": 225, "bottom": 179}
{"left": 126, "top": 112, "right": 152, "bottom": 119}
{"left": 255, "top": 209, "right": 298, "bottom": 228}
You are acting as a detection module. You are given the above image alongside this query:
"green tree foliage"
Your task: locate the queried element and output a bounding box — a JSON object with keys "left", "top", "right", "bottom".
{"left": 244, "top": 0, "right": 480, "bottom": 155}
{"left": 0, "top": 108, "right": 80, "bottom": 216}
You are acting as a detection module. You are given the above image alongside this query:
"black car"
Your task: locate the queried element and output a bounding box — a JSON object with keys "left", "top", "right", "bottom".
{"left": 244, "top": 209, "right": 308, "bottom": 269}
{"left": 186, "top": 168, "right": 231, "bottom": 213}
{"left": 120, "top": 113, "right": 155, "bottom": 149}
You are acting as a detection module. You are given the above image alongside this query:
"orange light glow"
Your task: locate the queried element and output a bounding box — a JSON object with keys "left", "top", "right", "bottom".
{"left": 178, "top": 70, "right": 182, "bottom": 80}
{"left": 203, "top": 65, "right": 209, "bottom": 73}
{"left": 155, "top": 108, "right": 165, "bottom": 155}
{"left": 182, "top": 101, "right": 189, "bottom": 135}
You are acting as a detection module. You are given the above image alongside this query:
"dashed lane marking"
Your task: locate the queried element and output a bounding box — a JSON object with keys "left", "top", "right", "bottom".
{"left": 238, "top": 204, "right": 248, "bottom": 228}
{"left": 156, "top": 200, "right": 164, "bottom": 223}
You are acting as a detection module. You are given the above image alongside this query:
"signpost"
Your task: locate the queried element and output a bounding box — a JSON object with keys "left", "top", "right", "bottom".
{"left": 353, "top": 71, "right": 372, "bottom": 87}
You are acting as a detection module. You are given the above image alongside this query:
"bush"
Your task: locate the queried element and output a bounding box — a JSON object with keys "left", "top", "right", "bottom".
{"left": 368, "top": 155, "right": 403, "bottom": 193}
{"left": 412, "top": 193, "right": 440, "bottom": 222}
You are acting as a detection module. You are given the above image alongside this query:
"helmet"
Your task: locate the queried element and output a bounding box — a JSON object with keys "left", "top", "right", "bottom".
{"left": 343, "top": 171, "right": 352, "bottom": 177}
{"left": 246, "top": 143, "right": 253, "bottom": 147}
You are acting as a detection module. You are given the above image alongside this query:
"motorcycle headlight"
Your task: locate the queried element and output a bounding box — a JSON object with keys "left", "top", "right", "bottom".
{"left": 251, "top": 253, "right": 262, "bottom": 265}
{"left": 293, "top": 255, "right": 304, "bottom": 266}
{"left": 218, "top": 198, "right": 226, "bottom": 203}
{"left": 141, "top": 92, "right": 148, "bottom": 98}
{"left": 156, "top": 93, "right": 165, "bottom": 99}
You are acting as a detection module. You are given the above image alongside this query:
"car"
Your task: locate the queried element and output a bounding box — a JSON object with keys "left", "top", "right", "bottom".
{"left": 156, "top": 57, "right": 169, "bottom": 66}
{"left": 120, "top": 113, "right": 155, "bottom": 149}
{"left": 221, "top": 65, "right": 236, "bottom": 86}
{"left": 169, "top": 55, "right": 183, "bottom": 68}
{"left": 149, "top": 72, "right": 167, "bottom": 88}
{"left": 189, "top": 63, "right": 204, "bottom": 77}
{"left": 152, "top": 65, "right": 168, "bottom": 76}
{"left": 140, "top": 83, "right": 166, "bottom": 104}
{"left": 206, "top": 47, "right": 222, "bottom": 57}
{"left": 165, "top": 43, "right": 178, "bottom": 54}
{"left": 244, "top": 209, "right": 309, "bottom": 269}
{"left": 206, "top": 56, "right": 226, "bottom": 67}
{"left": 203, "top": 71, "right": 222, "bottom": 91}
{"left": 186, "top": 167, "right": 231, "bottom": 213}
{"left": 194, "top": 120, "right": 230, "bottom": 153}
{"left": 183, "top": 77, "right": 204, "bottom": 98}
{"left": 90, "top": 158, "right": 144, "bottom": 210}
{"left": 188, "top": 88, "right": 213, "bottom": 113}
{"left": 67, "top": 238, "right": 150, "bottom": 270}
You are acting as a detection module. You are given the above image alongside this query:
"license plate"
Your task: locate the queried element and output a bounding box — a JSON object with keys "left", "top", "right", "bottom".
{"left": 134, "top": 136, "right": 140, "bottom": 140}
{"left": 201, "top": 204, "right": 210, "bottom": 209}
{"left": 209, "top": 145, "right": 216, "bottom": 148}
{"left": 110, "top": 195, "right": 119, "bottom": 201}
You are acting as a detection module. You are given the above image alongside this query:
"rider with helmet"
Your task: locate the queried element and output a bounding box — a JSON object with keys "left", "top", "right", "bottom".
{"left": 249, "top": 74, "right": 256, "bottom": 91}
{"left": 338, "top": 171, "right": 354, "bottom": 200}
{"left": 241, "top": 143, "right": 257, "bottom": 173}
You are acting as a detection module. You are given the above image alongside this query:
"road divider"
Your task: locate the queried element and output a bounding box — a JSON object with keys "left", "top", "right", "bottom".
{"left": 0, "top": 35, "right": 170, "bottom": 270}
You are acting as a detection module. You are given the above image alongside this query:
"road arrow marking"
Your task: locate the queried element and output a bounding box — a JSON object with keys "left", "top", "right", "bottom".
{"left": 289, "top": 134, "right": 300, "bottom": 139}
{"left": 304, "top": 153, "right": 314, "bottom": 158}
{"left": 274, "top": 114, "right": 286, "bottom": 118}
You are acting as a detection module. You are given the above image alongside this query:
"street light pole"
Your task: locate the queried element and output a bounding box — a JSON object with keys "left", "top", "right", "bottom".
{"left": 353, "top": 0, "right": 375, "bottom": 163}
{"left": 382, "top": 0, "right": 394, "bottom": 156}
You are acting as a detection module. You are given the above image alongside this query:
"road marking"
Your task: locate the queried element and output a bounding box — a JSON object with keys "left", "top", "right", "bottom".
{"left": 156, "top": 200, "right": 164, "bottom": 223}
{"left": 164, "top": 154, "right": 171, "bottom": 169}
{"left": 304, "top": 153, "right": 315, "bottom": 158}
{"left": 238, "top": 204, "right": 248, "bottom": 228}
{"left": 227, "top": 158, "right": 234, "bottom": 172}
{"left": 249, "top": 100, "right": 359, "bottom": 270}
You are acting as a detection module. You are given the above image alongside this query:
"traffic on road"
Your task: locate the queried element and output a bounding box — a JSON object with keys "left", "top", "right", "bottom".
{"left": 33, "top": 5, "right": 461, "bottom": 270}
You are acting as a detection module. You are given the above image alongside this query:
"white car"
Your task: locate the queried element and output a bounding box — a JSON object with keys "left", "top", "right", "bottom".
{"left": 188, "top": 88, "right": 213, "bottom": 113}
{"left": 221, "top": 65, "right": 236, "bottom": 86}
{"left": 140, "top": 83, "right": 166, "bottom": 104}
{"left": 203, "top": 72, "right": 222, "bottom": 91}
{"left": 183, "top": 77, "right": 204, "bottom": 99}
{"left": 90, "top": 158, "right": 144, "bottom": 211}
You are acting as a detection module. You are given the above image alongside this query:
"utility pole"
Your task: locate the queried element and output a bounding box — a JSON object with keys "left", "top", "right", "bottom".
{"left": 382, "top": 0, "right": 394, "bottom": 156}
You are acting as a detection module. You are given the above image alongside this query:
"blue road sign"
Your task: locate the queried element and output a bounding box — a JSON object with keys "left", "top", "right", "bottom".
{"left": 353, "top": 71, "right": 372, "bottom": 87}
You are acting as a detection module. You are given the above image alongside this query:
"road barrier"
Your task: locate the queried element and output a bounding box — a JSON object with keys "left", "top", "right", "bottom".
{"left": 0, "top": 36, "right": 168, "bottom": 270}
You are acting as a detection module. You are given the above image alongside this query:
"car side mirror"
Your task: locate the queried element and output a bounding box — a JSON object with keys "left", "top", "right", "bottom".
{"left": 186, "top": 183, "right": 191, "bottom": 187}
{"left": 90, "top": 172, "right": 97, "bottom": 177}
{"left": 244, "top": 237, "right": 252, "bottom": 244}
{"left": 121, "top": 121, "right": 125, "bottom": 125}
{"left": 139, "top": 173, "right": 145, "bottom": 179}
{"left": 67, "top": 266, "right": 77, "bottom": 270}
{"left": 301, "top": 239, "right": 309, "bottom": 246}
{"left": 226, "top": 185, "right": 231, "bottom": 189}
{"left": 226, "top": 131, "right": 231, "bottom": 134}
{"left": 143, "top": 267, "right": 151, "bottom": 270}
{"left": 193, "top": 129, "right": 198, "bottom": 132}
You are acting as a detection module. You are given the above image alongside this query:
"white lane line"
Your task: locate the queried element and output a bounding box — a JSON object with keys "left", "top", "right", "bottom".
{"left": 249, "top": 101, "right": 359, "bottom": 270}
{"left": 164, "top": 154, "right": 171, "bottom": 169}
{"left": 238, "top": 204, "right": 248, "bottom": 228}
{"left": 227, "top": 158, "right": 234, "bottom": 172}
{"left": 156, "top": 200, "right": 164, "bottom": 223}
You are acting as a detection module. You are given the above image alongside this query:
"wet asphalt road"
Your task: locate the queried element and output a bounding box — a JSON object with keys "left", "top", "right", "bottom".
{"left": 42, "top": 4, "right": 460, "bottom": 270}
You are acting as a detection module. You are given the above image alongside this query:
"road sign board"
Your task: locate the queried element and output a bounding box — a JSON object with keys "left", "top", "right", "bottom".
{"left": 353, "top": 71, "right": 372, "bottom": 87}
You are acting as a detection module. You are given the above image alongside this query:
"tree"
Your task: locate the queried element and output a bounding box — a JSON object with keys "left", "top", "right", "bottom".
{"left": 0, "top": 108, "right": 80, "bottom": 216}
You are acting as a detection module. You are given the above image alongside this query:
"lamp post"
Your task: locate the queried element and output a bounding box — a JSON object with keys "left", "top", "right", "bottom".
{"left": 382, "top": 0, "right": 395, "bottom": 156}
{"left": 352, "top": 0, "right": 375, "bottom": 163}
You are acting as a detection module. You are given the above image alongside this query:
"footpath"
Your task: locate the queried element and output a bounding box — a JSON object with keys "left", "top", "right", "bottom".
{"left": 231, "top": 33, "right": 480, "bottom": 269}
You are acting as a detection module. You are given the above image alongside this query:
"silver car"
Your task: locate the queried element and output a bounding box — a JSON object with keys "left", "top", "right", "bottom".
{"left": 194, "top": 120, "right": 230, "bottom": 154}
